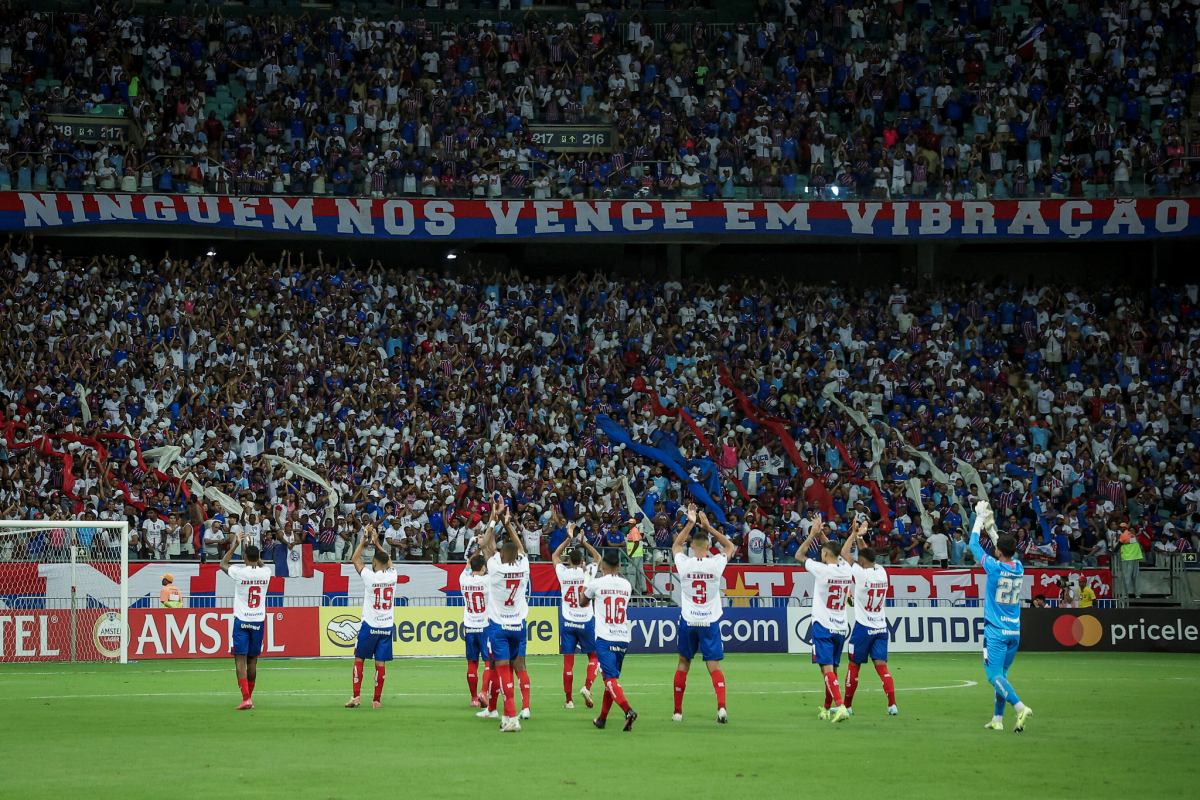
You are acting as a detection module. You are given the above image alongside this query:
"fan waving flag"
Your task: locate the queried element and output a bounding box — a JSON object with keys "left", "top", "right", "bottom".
{"left": 274, "top": 541, "right": 314, "bottom": 578}
{"left": 1015, "top": 21, "right": 1044, "bottom": 60}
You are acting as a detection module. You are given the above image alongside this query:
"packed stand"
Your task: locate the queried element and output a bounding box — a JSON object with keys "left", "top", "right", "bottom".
{"left": 1, "top": 236, "right": 1198, "bottom": 583}
{"left": 0, "top": 0, "right": 1197, "bottom": 201}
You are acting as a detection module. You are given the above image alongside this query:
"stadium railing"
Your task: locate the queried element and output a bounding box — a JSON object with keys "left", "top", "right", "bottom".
{"left": 19, "top": 594, "right": 1105, "bottom": 611}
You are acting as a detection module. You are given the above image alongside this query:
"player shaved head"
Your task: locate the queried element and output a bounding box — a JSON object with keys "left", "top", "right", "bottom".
{"left": 500, "top": 539, "right": 519, "bottom": 564}
{"left": 996, "top": 534, "right": 1018, "bottom": 560}
{"left": 857, "top": 546, "right": 876, "bottom": 566}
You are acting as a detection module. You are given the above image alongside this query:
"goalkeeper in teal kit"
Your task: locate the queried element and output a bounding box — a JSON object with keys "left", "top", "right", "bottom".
{"left": 969, "top": 500, "right": 1034, "bottom": 733}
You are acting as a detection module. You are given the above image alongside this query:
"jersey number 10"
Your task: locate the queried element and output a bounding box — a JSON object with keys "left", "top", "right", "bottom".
{"left": 465, "top": 591, "right": 486, "bottom": 614}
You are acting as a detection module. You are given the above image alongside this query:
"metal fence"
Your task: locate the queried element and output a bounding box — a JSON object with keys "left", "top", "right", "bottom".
{"left": 2, "top": 594, "right": 1117, "bottom": 611}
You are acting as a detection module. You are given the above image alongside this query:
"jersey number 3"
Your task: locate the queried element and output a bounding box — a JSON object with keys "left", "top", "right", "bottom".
{"left": 691, "top": 580, "right": 708, "bottom": 605}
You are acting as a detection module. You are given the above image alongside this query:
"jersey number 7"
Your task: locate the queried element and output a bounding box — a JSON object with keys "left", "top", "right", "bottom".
{"left": 505, "top": 578, "right": 522, "bottom": 607}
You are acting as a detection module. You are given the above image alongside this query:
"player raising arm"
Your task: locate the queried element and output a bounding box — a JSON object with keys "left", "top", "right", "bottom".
{"left": 221, "top": 533, "right": 271, "bottom": 711}
{"left": 796, "top": 513, "right": 853, "bottom": 723}
{"left": 970, "top": 500, "right": 1034, "bottom": 733}
{"left": 461, "top": 550, "right": 491, "bottom": 712}
{"left": 584, "top": 551, "right": 637, "bottom": 731}
{"left": 839, "top": 518, "right": 898, "bottom": 716}
{"left": 346, "top": 525, "right": 397, "bottom": 709}
{"left": 482, "top": 503, "right": 531, "bottom": 732}
{"left": 553, "top": 521, "right": 601, "bottom": 710}
{"left": 671, "top": 504, "right": 737, "bottom": 724}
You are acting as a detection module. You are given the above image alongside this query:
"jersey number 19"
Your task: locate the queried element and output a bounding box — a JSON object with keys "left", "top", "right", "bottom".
{"left": 372, "top": 586, "right": 394, "bottom": 611}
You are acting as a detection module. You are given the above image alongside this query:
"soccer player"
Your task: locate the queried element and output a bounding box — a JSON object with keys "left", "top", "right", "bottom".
{"left": 671, "top": 504, "right": 737, "bottom": 724}
{"left": 482, "top": 505, "right": 530, "bottom": 732}
{"left": 970, "top": 501, "right": 1034, "bottom": 733}
{"left": 839, "top": 518, "right": 898, "bottom": 716}
{"left": 461, "top": 552, "right": 491, "bottom": 711}
{"left": 796, "top": 513, "right": 852, "bottom": 723}
{"left": 500, "top": 507, "right": 534, "bottom": 718}
{"left": 346, "top": 525, "right": 396, "bottom": 709}
{"left": 584, "top": 551, "right": 637, "bottom": 731}
{"left": 553, "top": 521, "right": 601, "bottom": 709}
{"left": 220, "top": 533, "right": 270, "bottom": 711}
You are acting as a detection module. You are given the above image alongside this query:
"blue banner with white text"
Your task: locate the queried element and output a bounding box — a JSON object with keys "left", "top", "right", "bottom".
{"left": 3, "top": 193, "right": 1198, "bottom": 240}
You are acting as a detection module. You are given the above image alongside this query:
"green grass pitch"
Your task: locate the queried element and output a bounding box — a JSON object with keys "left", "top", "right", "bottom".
{"left": 0, "top": 653, "right": 1195, "bottom": 799}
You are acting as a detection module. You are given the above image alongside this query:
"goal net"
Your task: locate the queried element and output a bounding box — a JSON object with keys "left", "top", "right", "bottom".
{"left": 0, "top": 520, "right": 129, "bottom": 663}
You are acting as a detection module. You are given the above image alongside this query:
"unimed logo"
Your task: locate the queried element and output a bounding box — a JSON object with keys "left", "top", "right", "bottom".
{"left": 1052, "top": 614, "right": 1104, "bottom": 647}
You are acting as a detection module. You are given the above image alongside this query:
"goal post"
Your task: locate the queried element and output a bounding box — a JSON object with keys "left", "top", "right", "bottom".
{"left": 0, "top": 520, "right": 130, "bottom": 663}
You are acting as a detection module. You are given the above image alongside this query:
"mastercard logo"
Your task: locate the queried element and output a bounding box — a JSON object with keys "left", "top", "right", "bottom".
{"left": 1052, "top": 614, "right": 1104, "bottom": 647}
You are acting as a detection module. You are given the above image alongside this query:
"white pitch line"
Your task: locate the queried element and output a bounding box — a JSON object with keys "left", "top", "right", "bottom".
{"left": 20, "top": 680, "right": 977, "bottom": 702}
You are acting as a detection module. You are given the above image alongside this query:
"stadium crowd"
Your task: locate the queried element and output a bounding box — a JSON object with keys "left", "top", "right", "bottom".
{"left": 1, "top": 234, "right": 1199, "bottom": 578}
{"left": 0, "top": 0, "right": 1197, "bottom": 200}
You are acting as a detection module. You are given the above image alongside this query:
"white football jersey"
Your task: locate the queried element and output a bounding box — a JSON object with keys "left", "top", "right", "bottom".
{"left": 674, "top": 551, "right": 728, "bottom": 625}
{"left": 850, "top": 563, "right": 889, "bottom": 632}
{"left": 806, "top": 559, "right": 854, "bottom": 634}
{"left": 460, "top": 567, "right": 489, "bottom": 630}
{"left": 359, "top": 566, "right": 398, "bottom": 630}
{"left": 486, "top": 552, "right": 529, "bottom": 629}
{"left": 243, "top": 521, "right": 263, "bottom": 548}
{"left": 555, "top": 563, "right": 594, "bottom": 624}
{"left": 585, "top": 573, "right": 632, "bottom": 643}
{"left": 228, "top": 563, "right": 271, "bottom": 623}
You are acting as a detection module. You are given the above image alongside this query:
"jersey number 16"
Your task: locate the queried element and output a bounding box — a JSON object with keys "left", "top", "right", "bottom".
{"left": 603, "top": 596, "right": 627, "bottom": 625}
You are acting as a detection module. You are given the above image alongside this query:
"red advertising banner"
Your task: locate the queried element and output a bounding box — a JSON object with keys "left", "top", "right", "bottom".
{"left": 0, "top": 609, "right": 116, "bottom": 661}
{"left": 126, "top": 608, "right": 319, "bottom": 660}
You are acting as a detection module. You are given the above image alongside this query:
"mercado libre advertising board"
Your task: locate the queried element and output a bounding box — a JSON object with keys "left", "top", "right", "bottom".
{"left": 528, "top": 125, "right": 615, "bottom": 152}
{"left": 318, "top": 606, "right": 559, "bottom": 657}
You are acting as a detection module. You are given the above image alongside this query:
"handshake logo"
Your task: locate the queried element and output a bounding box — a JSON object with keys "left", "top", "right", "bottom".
{"left": 325, "top": 614, "right": 362, "bottom": 648}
